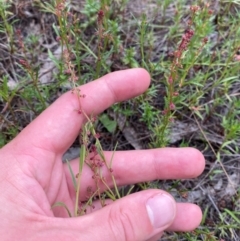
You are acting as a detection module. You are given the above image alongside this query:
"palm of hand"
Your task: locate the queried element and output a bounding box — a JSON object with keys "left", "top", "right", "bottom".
{"left": 4, "top": 150, "right": 75, "bottom": 216}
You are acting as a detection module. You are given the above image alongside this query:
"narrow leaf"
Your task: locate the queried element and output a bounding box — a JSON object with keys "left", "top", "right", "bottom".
{"left": 52, "top": 202, "right": 72, "bottom": 217}
{"left": 79, "top": 144, "right": 86, "bottom": 174}
{"left": 66, "top": 159, "right": 77, "bottom": 192}
{"left": 224, "top": 209, "right": 240, "bottom": 224}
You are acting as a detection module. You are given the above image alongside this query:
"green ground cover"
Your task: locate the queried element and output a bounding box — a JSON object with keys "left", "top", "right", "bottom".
{"left": 1, "top": 0, "right": 240, "bottom": 240}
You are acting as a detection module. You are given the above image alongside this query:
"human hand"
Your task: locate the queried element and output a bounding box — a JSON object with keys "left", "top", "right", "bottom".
{"left": 0, "top": 68, "right": 205, "bottom": 241}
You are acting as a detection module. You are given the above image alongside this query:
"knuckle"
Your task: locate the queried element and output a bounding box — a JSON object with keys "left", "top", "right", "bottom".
{"left": 108, "top": 205, "right": 137, "bottom": 241}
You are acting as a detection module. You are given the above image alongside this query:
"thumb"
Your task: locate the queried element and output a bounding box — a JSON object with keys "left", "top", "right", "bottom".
{"left": 51, "top": 190, "right": 176, "bottom": 241}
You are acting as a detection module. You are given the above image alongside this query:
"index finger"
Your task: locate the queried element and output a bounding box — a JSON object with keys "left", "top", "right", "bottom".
{"left": 13, "top": 68, "right": 150, "bottom": 154}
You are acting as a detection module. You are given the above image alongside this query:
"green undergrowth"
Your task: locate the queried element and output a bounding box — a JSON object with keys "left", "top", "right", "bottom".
{"left": 0, "top": 0, "right": 240, "bottom": 240}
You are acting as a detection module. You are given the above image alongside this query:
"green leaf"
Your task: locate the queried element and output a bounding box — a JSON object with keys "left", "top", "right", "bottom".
{"left": 224, "top": 209, "right": 240, "bottom": 224}
{"left": 52, "top": 23, "right": 60, "bottom": 37}
{"left": 0, "top": 133, "right": 6, "bottom": 148}
{"left": 79, "top": 144, "right": 86, "bottom": 174}
{"left": 66, "top": 159, "right": 77, "bottom": 192}
{"left": 47, "top": 49, "right": 60, "bottom": 68}
{"left": 99, "top": 114, "right": 117, "bottom": 133}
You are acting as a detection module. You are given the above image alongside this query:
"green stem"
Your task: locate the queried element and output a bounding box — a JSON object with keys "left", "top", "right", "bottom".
{"left": 74, "top": 144, "right": 86, "bottom": 216}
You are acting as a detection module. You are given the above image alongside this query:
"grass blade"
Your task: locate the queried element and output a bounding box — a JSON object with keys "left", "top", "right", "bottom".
{"left": 52, "top": 202, "right": 72, "bottom": 217}
{"left": 66, "top": 159, "right": 77, "bottom": 192}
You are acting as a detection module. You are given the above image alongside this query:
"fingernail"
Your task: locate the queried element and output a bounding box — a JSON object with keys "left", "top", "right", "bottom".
{"left": 146, "top": 194, "right": 176, "bottom": 229}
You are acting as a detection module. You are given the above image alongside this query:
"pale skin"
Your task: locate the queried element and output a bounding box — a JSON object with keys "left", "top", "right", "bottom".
{"left": 0, "top": 68, "right": 205, "bottom": 241}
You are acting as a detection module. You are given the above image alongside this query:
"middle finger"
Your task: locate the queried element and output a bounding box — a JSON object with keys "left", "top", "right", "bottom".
{"left": 63, "top": 147, "right": 205, "bottom": 200}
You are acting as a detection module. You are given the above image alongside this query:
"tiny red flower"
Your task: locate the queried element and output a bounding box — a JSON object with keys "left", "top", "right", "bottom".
{"left": 169, "top": 103, "right": 175, "bottom": 110}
